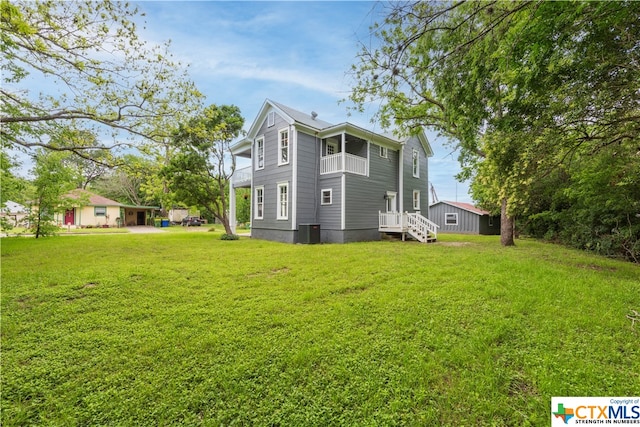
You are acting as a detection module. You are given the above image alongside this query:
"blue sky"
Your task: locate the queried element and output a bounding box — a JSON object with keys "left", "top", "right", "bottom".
{"left": 135, "top": 1, "right": 472, "bottom": 203}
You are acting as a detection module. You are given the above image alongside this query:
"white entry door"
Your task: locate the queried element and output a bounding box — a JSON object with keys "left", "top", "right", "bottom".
{"left": 385, "top": 191, "right": 397, "bottom": 213}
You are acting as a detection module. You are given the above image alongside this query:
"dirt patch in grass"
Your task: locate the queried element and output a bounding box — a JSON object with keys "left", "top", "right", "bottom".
{"left": 437, "top": 241, "right": 475, "bottom": 247}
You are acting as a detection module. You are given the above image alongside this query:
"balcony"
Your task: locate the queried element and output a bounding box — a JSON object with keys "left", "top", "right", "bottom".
{"left": 320, "top": 153, "right": 368, "bottom": 176}
{"left": 231, "top": 166, "right": 252, "bottom": 188}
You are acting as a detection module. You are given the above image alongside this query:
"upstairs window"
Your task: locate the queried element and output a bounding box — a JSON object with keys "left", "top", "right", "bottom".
{"left": 267, "top": 111, "right": 275, "bottom": 127}
{"left": 380, "top": 146, "right": 388, "bottom": 158}
{"left": 326, "top": 141, "right": 338, "bottom": 156}
{"left": 412, "top": 149, "right": 420, "bottom": 178}
{"left": 256, "top": 137, "right": 264, "bottom": 170}
{"left": 279, "top": 129, "right": 289, "bottom": 165}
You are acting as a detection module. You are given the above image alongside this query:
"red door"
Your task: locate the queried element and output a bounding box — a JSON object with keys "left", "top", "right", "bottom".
{"left": 64, "top": 209, "right": 75, "bottom": 225}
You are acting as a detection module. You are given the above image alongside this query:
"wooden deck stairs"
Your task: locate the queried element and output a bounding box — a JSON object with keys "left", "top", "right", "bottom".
{"left": 379, "top": 212, "right": 439, "bottom": 243}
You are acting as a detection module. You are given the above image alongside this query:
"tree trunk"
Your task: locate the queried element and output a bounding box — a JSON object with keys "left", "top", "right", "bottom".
{"left": 221, "top": 217, "right": 233, "bottom": 235}
{"left": 500, "top": 197, "right": 515, "bottom": 246}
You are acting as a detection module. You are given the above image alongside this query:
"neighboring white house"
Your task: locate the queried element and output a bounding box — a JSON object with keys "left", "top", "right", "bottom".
{"left": 229, "top": 99, "right": 438, "bottom": 244}
{"left": 0, "top": 201, "right": 29, "bottom": 227}
{"left": 55, "top": 189, "right": 159, "bottom": 227}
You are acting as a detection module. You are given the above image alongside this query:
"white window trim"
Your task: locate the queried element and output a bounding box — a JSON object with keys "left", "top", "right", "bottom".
{"left": 412, "top": 149, "right": 420, "bottom": 178}
{"left": 278, "top": 128, "right": 289, "bottom": 166}
{"left": 321, "top": 188, "right": 332, "bottom": 205}
{"left": 445, "top": 213, "right": 458, "bottom": 226}
{"left": 267, "top": 111, "right": 275, "bottom": 127}
{"left": 379, "top": 146, "right": 388, "bottom": 158}
{"left": 255, "top": 136, "right": 264, "bottom": 170}
{"left": 413, "top": 190, "right": 420, "bottom": 210}
{"left": 277, "top": 182, "right": 289, "bottom": 220}
{"left": 254, "top": 186, "right": 264, "bottom": 220}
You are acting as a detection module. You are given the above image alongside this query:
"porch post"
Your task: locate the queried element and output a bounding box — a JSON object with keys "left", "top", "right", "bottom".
{"left": 229, "top": 177, "right": 237, "bottom": 234}
{"left": 399, "top": 145, "right": 404, "bottom": 212}
{"left": 341, "top": 132, "right": 346, "bottom": 173}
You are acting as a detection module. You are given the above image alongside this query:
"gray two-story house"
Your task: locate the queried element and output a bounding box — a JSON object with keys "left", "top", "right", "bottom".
{"left": 230, "top": 99, "right": 438, "bottom": 244}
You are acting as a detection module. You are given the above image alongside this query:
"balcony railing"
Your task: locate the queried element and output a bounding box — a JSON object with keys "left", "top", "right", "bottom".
{"left": 232, "top": 166, "right": 252, "bottom": 187}
{"left": 320, "top": 153, "right": 368, "bottom": 176}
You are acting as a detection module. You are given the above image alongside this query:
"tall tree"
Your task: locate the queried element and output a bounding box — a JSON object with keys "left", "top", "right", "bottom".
{"left": 93, "top": 155, "right": 153, "bottom": 206}
{"left": 1, "top": 0, "right": 203, "bottom": 158}
{"left": 0, "top": 151, "right": 27, "bottom": 205}
{"left": 347, "top": 1, "right": 640, "bottom": 247}
{"left": 165, "top": 105, "right": 245, "bottom": 235}
{"left": 27, "top": 149, "right": 76, "bottom": 238}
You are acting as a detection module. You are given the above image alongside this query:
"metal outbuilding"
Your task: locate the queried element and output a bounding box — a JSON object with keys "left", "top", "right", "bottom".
{"left": 429, "top": 201, "right": 500, "bottom": 235}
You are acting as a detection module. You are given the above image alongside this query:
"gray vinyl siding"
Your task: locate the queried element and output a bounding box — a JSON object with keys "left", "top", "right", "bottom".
{"left": 402, "top": 136, "right": 429, "bottom": 215}
{"left": 430, "top": 203, "right": 481, "bottom": 234}
{"left": 479, "top": 215, "right": 501, "bottom": 235}
{"left": 318, "top": 176, "right": 342, "bottom": 230}
{"left": 252, "top": 111, "right": 292, "bottom": 231}
{"left": 296, "top": 130, "right": 319, "bottom": 226}
{"left": 345, "top": 145, "right": 399, "bottom": 230}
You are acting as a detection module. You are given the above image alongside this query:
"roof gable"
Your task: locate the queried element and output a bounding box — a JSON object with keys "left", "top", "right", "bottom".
{"left": 432, "top": 200, "right": 490, "bottom": 216}
{"left": 66, "top": 189, "right": 123, "bottom": 206}
{"left": 232, "top": 99, "right": 433, "bottom": 156}
{"left": 1, "top": 200, "right": 27, "bottom": 213}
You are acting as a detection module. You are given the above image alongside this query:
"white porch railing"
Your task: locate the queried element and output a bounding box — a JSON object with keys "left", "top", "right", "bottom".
{"left": 232, "top": 166, "right": 252, "bottom": 187}
{"left": 379, "top": 211, "right": 439, "bottom": 243}
{"left": 379, "top": 211, "right": 405, "bottom": 230}
{"left": 406, "top": 212, "right": 439, "bottom": 242}
{"left": 321, "top": 153, "right": 368, "bottom": 176}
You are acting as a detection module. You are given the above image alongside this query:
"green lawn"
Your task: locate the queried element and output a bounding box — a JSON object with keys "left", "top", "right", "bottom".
{"left": 2, "top": 233, "right": 639, "bottom": 426}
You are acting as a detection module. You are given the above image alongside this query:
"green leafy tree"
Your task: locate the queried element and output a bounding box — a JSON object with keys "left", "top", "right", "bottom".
{"left": 347, "top": 1, "right": 640, "bottom": 247}
{"left": 27, "top": 149, "right": 76, "bottom": 238}
{"left": 93, "top": 155, "right": 152, "bottom": 206}
{"left": 236, "top": 188, "right": 251, "bottom": 225}
{"left": 1, "top": 0, "right": 203, "bottom": 158}
{"left": 1, "top": 151, "right": 27, "bottom": 205}
{"left": 165, "top": 105, "right": 245, "bottom": 235}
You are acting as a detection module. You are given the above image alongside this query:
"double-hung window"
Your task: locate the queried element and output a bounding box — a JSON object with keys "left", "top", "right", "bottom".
{"left": 256, "top": 137, "right": 264, "bottom": 170}
{"left": 413, "top": 190, "right": 421, "bottom": 210}
{"left": 380, "top": 146, "right": 388, "bottom": 158}
{"left": 95, "top": 206, "right": 107, "bottom": 216}
{"left": 277, "top": 183, "right": 288, "bottom": 220}
{"left": 445, "top": 213, "right": 458, "bottom": 225}
{"left": 412, "top": 149, "right": 420, "bottom": 178}
{"left": 254, "top": 186, "right": 264, "bottom": 220}
{"left": 278, "top": 129, "right": 289, "bottom": 165}
{"left": 321, "top": 189, "right": 332, "bottom": 205}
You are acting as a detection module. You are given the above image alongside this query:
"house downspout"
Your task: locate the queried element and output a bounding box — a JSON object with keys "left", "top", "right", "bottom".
{"left": 398, "top": 145, "right": 404, "bottom": 213}
{"left": 291, "top": 125, "right": 297, "bottom": 232}
{"left": 341, "top": 132, "right": 346, "bottom": 230}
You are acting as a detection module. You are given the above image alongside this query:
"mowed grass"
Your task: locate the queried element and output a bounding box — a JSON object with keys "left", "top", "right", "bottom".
{"left": 2, "top": 233, "right": 639, "bottom": 426}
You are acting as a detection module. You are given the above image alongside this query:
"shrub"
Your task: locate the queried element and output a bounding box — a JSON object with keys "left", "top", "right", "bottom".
{"left": 220, "top": 233, "right": 239, "bottom": 241}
